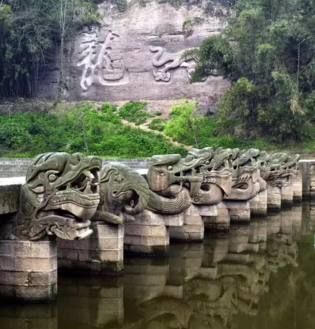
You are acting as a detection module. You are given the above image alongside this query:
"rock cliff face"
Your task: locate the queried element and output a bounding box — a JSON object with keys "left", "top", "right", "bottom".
{"left": 38, "top": 0, "right": 230, "bottom": 104}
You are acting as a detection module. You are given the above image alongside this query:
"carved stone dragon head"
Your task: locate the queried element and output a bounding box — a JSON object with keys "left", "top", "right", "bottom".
{"left": 15, "top": 152, "right": 101, "bottom": 241}
{"left": 95, "top": 163, "right": 150, "bottom": 224}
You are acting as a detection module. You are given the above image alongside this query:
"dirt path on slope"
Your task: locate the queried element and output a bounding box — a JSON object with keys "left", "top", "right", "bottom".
{"left": 121, "top": 119, "right": 191, "bottom": 150}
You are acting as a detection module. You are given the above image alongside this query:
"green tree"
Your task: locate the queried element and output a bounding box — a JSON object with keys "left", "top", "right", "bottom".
{"left": 164, "top": 101, "right": 202, "bottom": 147}
{"left": 0, "top": 0, "right": 99, "bottom": 99}
{"left": 192, "top": 0, "right": 315, "bottom": 142}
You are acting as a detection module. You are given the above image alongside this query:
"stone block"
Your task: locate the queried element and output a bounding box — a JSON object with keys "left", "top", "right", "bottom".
{"left": 141, "top": 236, "right": 168, "bottom": 246}
{"left": 223, "top": 200, "right": 250, "bottom": 222}
{"left": 184, "top": 213, "right": 203, "bottom": 225}
{"left": 292, "top": 173, "right": 302, "bottom": 201}
{"left": 0, "top": 185, "right": 21, "bottom": 215}
{"left": 250, "top": 189, "right": 267, "bottom": 216}
{"left": 281, "top": 185, "right": 293, "bottom": 207}
{"left": 0, "top": 240, "right": 57, "bottom": 302}
{"left": 57, "top": 222, "right": 123, "bottom": 274}
{"left": 267, "top": 186, "right": 281, "bottom": 210}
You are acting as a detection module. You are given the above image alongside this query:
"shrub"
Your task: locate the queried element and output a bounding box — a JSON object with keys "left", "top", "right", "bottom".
{"left": 119, "top": 101, "right": 152, "bottom": 125}
{"left": 149, "top": 118, "right": 166, "bottom": 131}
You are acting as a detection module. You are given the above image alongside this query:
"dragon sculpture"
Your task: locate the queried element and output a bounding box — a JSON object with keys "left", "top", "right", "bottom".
{"left": 94, "top": 162, "right": 150, "bottom": 224}
{"left": 13, "top": 152, "right": 102, "bottom": 241}
{"left": 145, "top": 149, "right": 235, "bottom": 214}
{"left": 265, "top": 153, "right": 300, "bottom": 188}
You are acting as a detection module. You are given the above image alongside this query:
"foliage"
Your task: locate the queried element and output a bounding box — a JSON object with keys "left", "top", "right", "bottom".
{"left": 149, "top": 118, "right": 167, "bottom": 131}
{"left": 0, "top": 102, "right": 187, "bottom": 158}
{"left": 0, "top": 0, "right": 99, "bottom": 99}
{"left": 192, "top": 0, "right": 315, "bottom": 142}
{"left": 119, "top": 101, "right": 153, "bottom": 125}
{"left": 164, "top": 101, "right": 204, "bottom": 148}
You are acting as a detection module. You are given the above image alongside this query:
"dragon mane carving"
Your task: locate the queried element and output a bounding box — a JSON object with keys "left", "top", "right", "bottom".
{"left": 14, "top": 152, "right": 102, "bottom": 241}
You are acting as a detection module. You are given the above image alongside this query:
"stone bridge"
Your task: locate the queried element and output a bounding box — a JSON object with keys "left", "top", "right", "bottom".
{"left": 0, "top": 150, "right": 313, "bottom": 302}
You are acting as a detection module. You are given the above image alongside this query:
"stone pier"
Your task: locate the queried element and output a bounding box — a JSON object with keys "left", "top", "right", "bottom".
{"left": 124, "top": 210, "right": 183, "bottom": 256}
{"left": 223, "top": 200, "right": 251, "bottom": 222}
{"left": 250, "top": 190, "right": 268, "bottom": 216}
{"left": 0, "top": 240, "right": 57, "bottom": 302}
{"left": 58, "top": 222, "right": 124, "bottom": 275}
{"left": 267, "top": 186, "right": 281, "bottom": 210}
{"left": 292, "top": 172, "right": 303, "bottom": 202}
{"left": 281, "top": 184, "right": 294, "bottom": 207}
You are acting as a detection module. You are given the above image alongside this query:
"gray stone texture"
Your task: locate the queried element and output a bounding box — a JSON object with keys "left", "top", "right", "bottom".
{"left": 0, "top": 184, "right": 20, "bottom": 215}
{"left": 250, "top": 189, "right": 267, "bottom": 216}
{"left": 0, "top": 240, "right": 57, "bottom": 302}
{"left": 267, "top": 186, "right": 281, "bottom": 210}
{"left": 36, "top": 1, "right": 230, "bottom": 104}
{"left": 57, "top": 221, "right": 124, "bottom": 274}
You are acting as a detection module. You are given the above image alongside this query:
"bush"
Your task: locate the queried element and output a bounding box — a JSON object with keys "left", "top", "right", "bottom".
{"left": 0, "top": 103, "right": 187, "bottom": 158}
{"left": 119, "top": 101, "right": 152, "bottom": 125}
{"left": 149, "top": 118, "right": 166, "bottom": 131}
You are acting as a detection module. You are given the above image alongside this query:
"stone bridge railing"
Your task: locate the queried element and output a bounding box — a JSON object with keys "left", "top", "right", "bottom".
{"left": 0, "top": 158, "right": 151, "bottom": 178}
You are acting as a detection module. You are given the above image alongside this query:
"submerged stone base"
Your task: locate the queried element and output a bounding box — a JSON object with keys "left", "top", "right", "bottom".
{"left": 124, "top": 210, "right": 183, "bottom": 256}
{"left": 223, "top": 200, "right": 251, "bottom": 222}
{"left": 207, "top": 202, "right": 230, "bottom": 230}
{"left": 0, "top": 240, "right": 57, "bottom": 302}
{"left": 169, "top": 206, "right": 205, "bottom": 241}
{"left": 250, "top": 190, "right": 268, "bottom": 216}
{"left": 58, "top": 222, "right": 124, "bottom": 275}
{"left": 281, "top": 185, "right": 293, "bottom": 207}
{"left": 267, "top": 186, "right": 281, "bottom": 210}
{"left": 293, "top": 173, "right": 303, "bottom": 202}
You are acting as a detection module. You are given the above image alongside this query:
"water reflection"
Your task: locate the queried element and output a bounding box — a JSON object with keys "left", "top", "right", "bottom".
{"left": 2, "top": 203, "right": 315, "bottom": 329}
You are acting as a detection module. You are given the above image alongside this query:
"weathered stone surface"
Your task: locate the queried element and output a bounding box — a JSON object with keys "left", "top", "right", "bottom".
{"left": 124, "top": 211, "right": 170, "bottom": 256}
{"left": 0, "top": 185, "right": 21, "bottom": 215}
{"left": 222, "top": 200, "right": 251, "bottom": 222}
{"left": 57, "top": 222, "right": 124, "bottom": 274}
{"left": 267, "top": 186, "right": 281, "bottom": 210}
{"left": 39, "top": 1, "right": 229, "bottom": 103}
{"left": 0, "top": 240, "right": 57, "bottom": 302}
{"left": 250, "top": 189, "right": 267, "bottom": 216}
{"left": 281, "top": 184, "right": 293, "bottom": 207}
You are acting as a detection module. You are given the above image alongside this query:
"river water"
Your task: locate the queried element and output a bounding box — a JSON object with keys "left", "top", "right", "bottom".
{"left": 1, "top": 202, "right": 315, "bottom": 329}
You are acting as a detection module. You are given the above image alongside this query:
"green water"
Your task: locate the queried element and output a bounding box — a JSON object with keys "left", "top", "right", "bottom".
{"left": 1, "top": 203, "right": 315, "bottom": 329}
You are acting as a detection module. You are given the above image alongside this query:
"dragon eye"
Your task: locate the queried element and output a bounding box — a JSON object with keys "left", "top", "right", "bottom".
{"left": 48, "top": 174, "right": 57, "bottom": 182}
{"left": 167, "top": 166, "right": 173, "bottom": 171}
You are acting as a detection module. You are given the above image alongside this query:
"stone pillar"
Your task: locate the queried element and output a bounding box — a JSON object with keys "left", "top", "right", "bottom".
{"left": 124, "top": 210, "right": 183, "bottom": 256}
{"left": 292, "top": 172, "right": 303, "bottom": 202}
{"left": 267, "top": 185, "right": 281, "bottom": 211}
{"left": 58, "top": 276, "right": 123, "bottom": 328}
{"left": 202, "top": 203, "right": 229, "bottom": 231}
{"left": 0, "top": 240, "right": 57, "bottom": 302}
{"left": 169, "top": 205, "right": 206, "bottom": 242}
{"left": 57, "top": 222, "right": 124, "bottom": 275}
{"left": 250, "top": 189, "right": 268, "bottom": 216}
{"left": 281, "top": 184, "right": 293, "bottom": 207}
{"left": 223, "top": 200, "right": 251, "bottom": 222}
